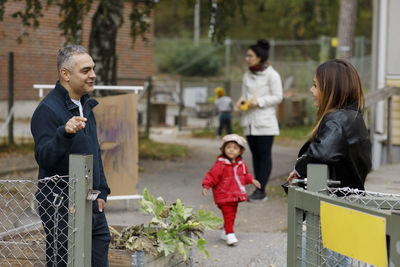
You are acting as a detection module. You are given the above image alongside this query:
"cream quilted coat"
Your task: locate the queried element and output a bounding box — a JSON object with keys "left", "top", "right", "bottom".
{"left": 240, "top": 66, "right": 283, "bottom": 136}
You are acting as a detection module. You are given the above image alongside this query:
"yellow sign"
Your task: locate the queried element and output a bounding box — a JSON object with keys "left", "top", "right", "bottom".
{"left": 320, "top": 201, "right": 387, "bottom": 267}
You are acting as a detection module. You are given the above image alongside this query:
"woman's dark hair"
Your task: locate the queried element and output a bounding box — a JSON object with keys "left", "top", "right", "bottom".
{"left": 309, "top": 59, "right": 365, "bottom": 139}
{"left": 248, "top": 39, "right": 270, "bottom": 64}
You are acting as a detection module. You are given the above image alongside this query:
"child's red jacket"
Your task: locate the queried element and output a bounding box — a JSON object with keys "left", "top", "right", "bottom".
{"left": 202, "top": 156, "right": 254, "bottom": 204}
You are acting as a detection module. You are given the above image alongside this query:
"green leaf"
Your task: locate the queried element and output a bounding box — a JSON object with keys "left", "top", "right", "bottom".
{"left": 183, "top": 206, "right": 193, "bottom": 221}
{"left": 183, "top": 242, "right": 191, "bottom": 262}
{"left": 142, "top": 188, "right": 150, "bottom": 201}
{"left": 196, "top": 238, "right": 209, "bottom": 259}
{"left": 179, "top": 234, "right": 193, "bottom": 246}
{"left": 150, "top": 217, "right": 167, "bottom": 228}
{"left": 154, "top": 197, "right": 167, "bottom": 218}
{"left": 108, "top": 225, "right": 120, "bottom": 237}
{"left": 157, "top": 230, "right": 176, "bottom": 256}
{"left": 177, "top": 241, "right": 184, "bottom": 255}
{"left": 196, "top": 210, "right": 223, "bottom": 230}
{"left": 139, "top": 199, "right": 155, "bottom": 215}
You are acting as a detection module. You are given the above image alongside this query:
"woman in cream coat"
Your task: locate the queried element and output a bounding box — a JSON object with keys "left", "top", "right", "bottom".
{"left": 237, "top": 39, "right": 283, "bottom": 201}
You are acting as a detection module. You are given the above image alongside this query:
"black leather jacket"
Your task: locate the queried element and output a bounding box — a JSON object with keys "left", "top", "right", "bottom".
{"left": 295, "top": 104, "right": 372, "bottom": 190}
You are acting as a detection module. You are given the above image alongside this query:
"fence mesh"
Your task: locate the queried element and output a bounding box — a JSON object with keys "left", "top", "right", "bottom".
{"left": 0, "top": 176, "right": 76, "bottom": 266}
{"left": 323, "top": 187, "right": 400, "bottom": 210}
{"left": 296, "top": 187, "right": 400, "bottom": 266}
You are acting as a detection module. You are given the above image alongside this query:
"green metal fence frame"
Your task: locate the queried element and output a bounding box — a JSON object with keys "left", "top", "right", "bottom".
{"left": 287, "top": 164, "right": 400, "bottom": 266}
{"left": 68, "top": 154, "right": 94, "bottom": 266}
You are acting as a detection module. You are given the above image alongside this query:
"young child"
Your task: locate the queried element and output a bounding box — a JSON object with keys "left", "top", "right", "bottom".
{"left": 214, "top": 87, "right": 233, "bottom": 138}
{"left": 202, "top": 134, "right": 260, "bottom": 245}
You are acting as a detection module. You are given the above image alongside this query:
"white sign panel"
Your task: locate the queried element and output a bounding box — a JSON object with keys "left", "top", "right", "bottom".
{"left": 183, "top": 87, "right": 208, "bottom": 108}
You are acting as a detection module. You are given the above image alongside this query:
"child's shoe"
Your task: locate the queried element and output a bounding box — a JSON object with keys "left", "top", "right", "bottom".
{"left": 226, "top": 233, "right": 238, "bottom": 245}
{"left": 220, "top": 231, "right": 227, "bottom": 241}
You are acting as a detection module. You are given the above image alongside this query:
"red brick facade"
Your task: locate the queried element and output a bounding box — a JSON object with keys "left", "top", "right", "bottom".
{"left": 0, "top": 1, "right": 154, "bottom": 101}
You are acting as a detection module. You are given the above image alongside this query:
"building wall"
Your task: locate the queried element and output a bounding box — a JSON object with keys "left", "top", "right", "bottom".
{"left": 386, "top": 0, "right": 400, "bottom": 145}
{"left": 0, "top": 1, "right": 154, "bottom": 104}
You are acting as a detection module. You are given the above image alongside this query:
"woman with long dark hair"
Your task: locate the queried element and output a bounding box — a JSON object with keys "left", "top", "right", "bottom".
{"left": 288, "top": 59, "right": 372, "bottom": 267}
{"left": 237, "top": 39, "right": 283, "bottom": 201}
{"left": 288, "top": 59, "right": 372, "bottom": 190}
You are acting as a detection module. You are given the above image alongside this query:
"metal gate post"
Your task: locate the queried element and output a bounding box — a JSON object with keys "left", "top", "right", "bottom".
{"left": 287, "top": 187, "right": 304, "bottom": 266}
{"left": 306, "top": 164, "right": 329, "bottom": 266}
{"left": 68, "top": 154, "right": 93, "bottom": 266}
{"left": 389, "top": 211, "right": 400, "bottom": 266}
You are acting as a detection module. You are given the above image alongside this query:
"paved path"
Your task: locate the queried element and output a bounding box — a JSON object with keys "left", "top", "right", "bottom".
{"left": 105, "top": 129, "right": 400, "bottom": 266}
{"left": 2, "top": 128, "right": 400, "bottom": 266}
{"left": 106, "top": 131, "right": 296, "bottom": 266}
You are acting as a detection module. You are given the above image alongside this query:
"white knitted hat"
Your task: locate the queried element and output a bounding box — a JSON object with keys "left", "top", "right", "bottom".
{"left": 220, "top": 134, "right": 247, "bottom": 151}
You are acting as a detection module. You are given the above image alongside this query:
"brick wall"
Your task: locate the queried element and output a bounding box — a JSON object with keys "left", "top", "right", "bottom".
{"left": 0, "top": 1, "right": 154, "bottom": 101}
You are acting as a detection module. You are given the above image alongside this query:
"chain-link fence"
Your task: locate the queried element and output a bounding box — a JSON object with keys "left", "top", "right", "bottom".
{"left": 0, "top": 154, "right": 95, "bottom": 266}
{"left": 154, "top": 37, "right": 372, "bottom": 94}
{"left": 0, "top": 176, "right": 72, "bottom": 266}
{"left": 150, "top": 38, "right": 372, "bottom": 130}
{"left": 287, "top": 164, "right": 400, "bottom": 267}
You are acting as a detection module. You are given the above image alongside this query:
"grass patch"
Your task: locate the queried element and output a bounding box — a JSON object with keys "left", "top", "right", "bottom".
{"left": 0, "top": 137, "right": 190, "bottom": 161}
{"left": 191, "top": 123, "right": 310, "bottom": 146}
{"left": 192, "top": 128, "right": 215, "bottom": 138}
{"left": 278, "top": 125, "right": 311, "bottom": 140}
{"left": 139, "top": 137, "right": 189, "bottom": 160}
{"left": 191, "top": 119, "right": 244, "bottom": 138}
{"left": 0, "top": 143, "right": 34, "bottom": 157}
{"left": 275, "top": 125, "right": 310, "bottom": 147}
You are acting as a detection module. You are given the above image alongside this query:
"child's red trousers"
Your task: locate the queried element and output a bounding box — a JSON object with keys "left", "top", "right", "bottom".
{"left": 218, "top": 202, "right": 238, "bottom": 234}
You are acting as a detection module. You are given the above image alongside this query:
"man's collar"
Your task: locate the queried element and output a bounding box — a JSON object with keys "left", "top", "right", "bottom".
{"left": 55, "top": 81, "right": 95, "bottom": 112}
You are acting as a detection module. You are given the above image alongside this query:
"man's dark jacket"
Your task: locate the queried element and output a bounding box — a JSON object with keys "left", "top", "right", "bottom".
{"left": 31, "top": 81, "right": 110, "bottom": 205}
{"left": 295, "top": 104, "right": 372, "bottom": 190}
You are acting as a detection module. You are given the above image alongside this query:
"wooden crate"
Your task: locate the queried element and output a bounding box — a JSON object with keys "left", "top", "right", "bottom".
{"left": 108, "top": 225, "right": 191, "bottom": 267}
{"left": 109, "top": 249, "right": 190, "bottom": 267}
{"left": 0, "top": 226, "right": 190, "bottom": 267}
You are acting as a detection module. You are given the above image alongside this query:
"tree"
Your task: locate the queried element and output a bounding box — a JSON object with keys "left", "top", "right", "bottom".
{"left": 0, "top": 0, "right": 155, "bottom": 86}
{"left": 336, "top": 0, "right": 358, "bottom": 59}
{"left": 89, "top": 0, "right": 123, "bottom": 86}
{"left": 154, "top": 0, "right": 372, "bottom": 42}
{"left": 0, "top": 0, "right": 246, "bottom": 85}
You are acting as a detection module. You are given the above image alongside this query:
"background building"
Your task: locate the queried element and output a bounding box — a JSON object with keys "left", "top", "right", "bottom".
{"left": 0, "top": 1, "right": 154, "bottom": 138}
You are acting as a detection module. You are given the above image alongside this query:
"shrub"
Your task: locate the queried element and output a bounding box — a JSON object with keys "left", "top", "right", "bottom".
{"left": 109, "top": 188, "right": 222, "bottom": 262}
{"left": 155, "top": 39, "right": 222, "bottom": 76}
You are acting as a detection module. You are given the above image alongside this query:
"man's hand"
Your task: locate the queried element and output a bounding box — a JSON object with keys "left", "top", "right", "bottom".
{"left": 65, "top": 116, "right": 87, "bottom": 134}
{"left": 202, "top": 188, "right": 208, "bottom": 196}
{"left": 287, "top": 170, "right": 299, "bottom": 185}
{"left": 97, "top": 198, "right": 106, "bottom": 212}
{"left": 252, "top": 179, "right": 261, "bottom": 189}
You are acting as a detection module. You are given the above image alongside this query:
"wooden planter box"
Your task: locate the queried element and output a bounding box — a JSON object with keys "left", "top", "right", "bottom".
{"left": 109, "top": 249, "right": 191, "bottom": 267}
{"left": 108, "top": 225, "right": 192, "bottom": 267}
{"left": 0, "top": 225, "right": 191, "bottom": 267}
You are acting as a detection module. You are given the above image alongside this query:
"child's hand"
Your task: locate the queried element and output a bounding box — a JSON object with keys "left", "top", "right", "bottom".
{"left": 202, "top": 188, "right": 208, "bottom": 196}
{"left": 252, "top": 179, "right": 261, "bottom": 189}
